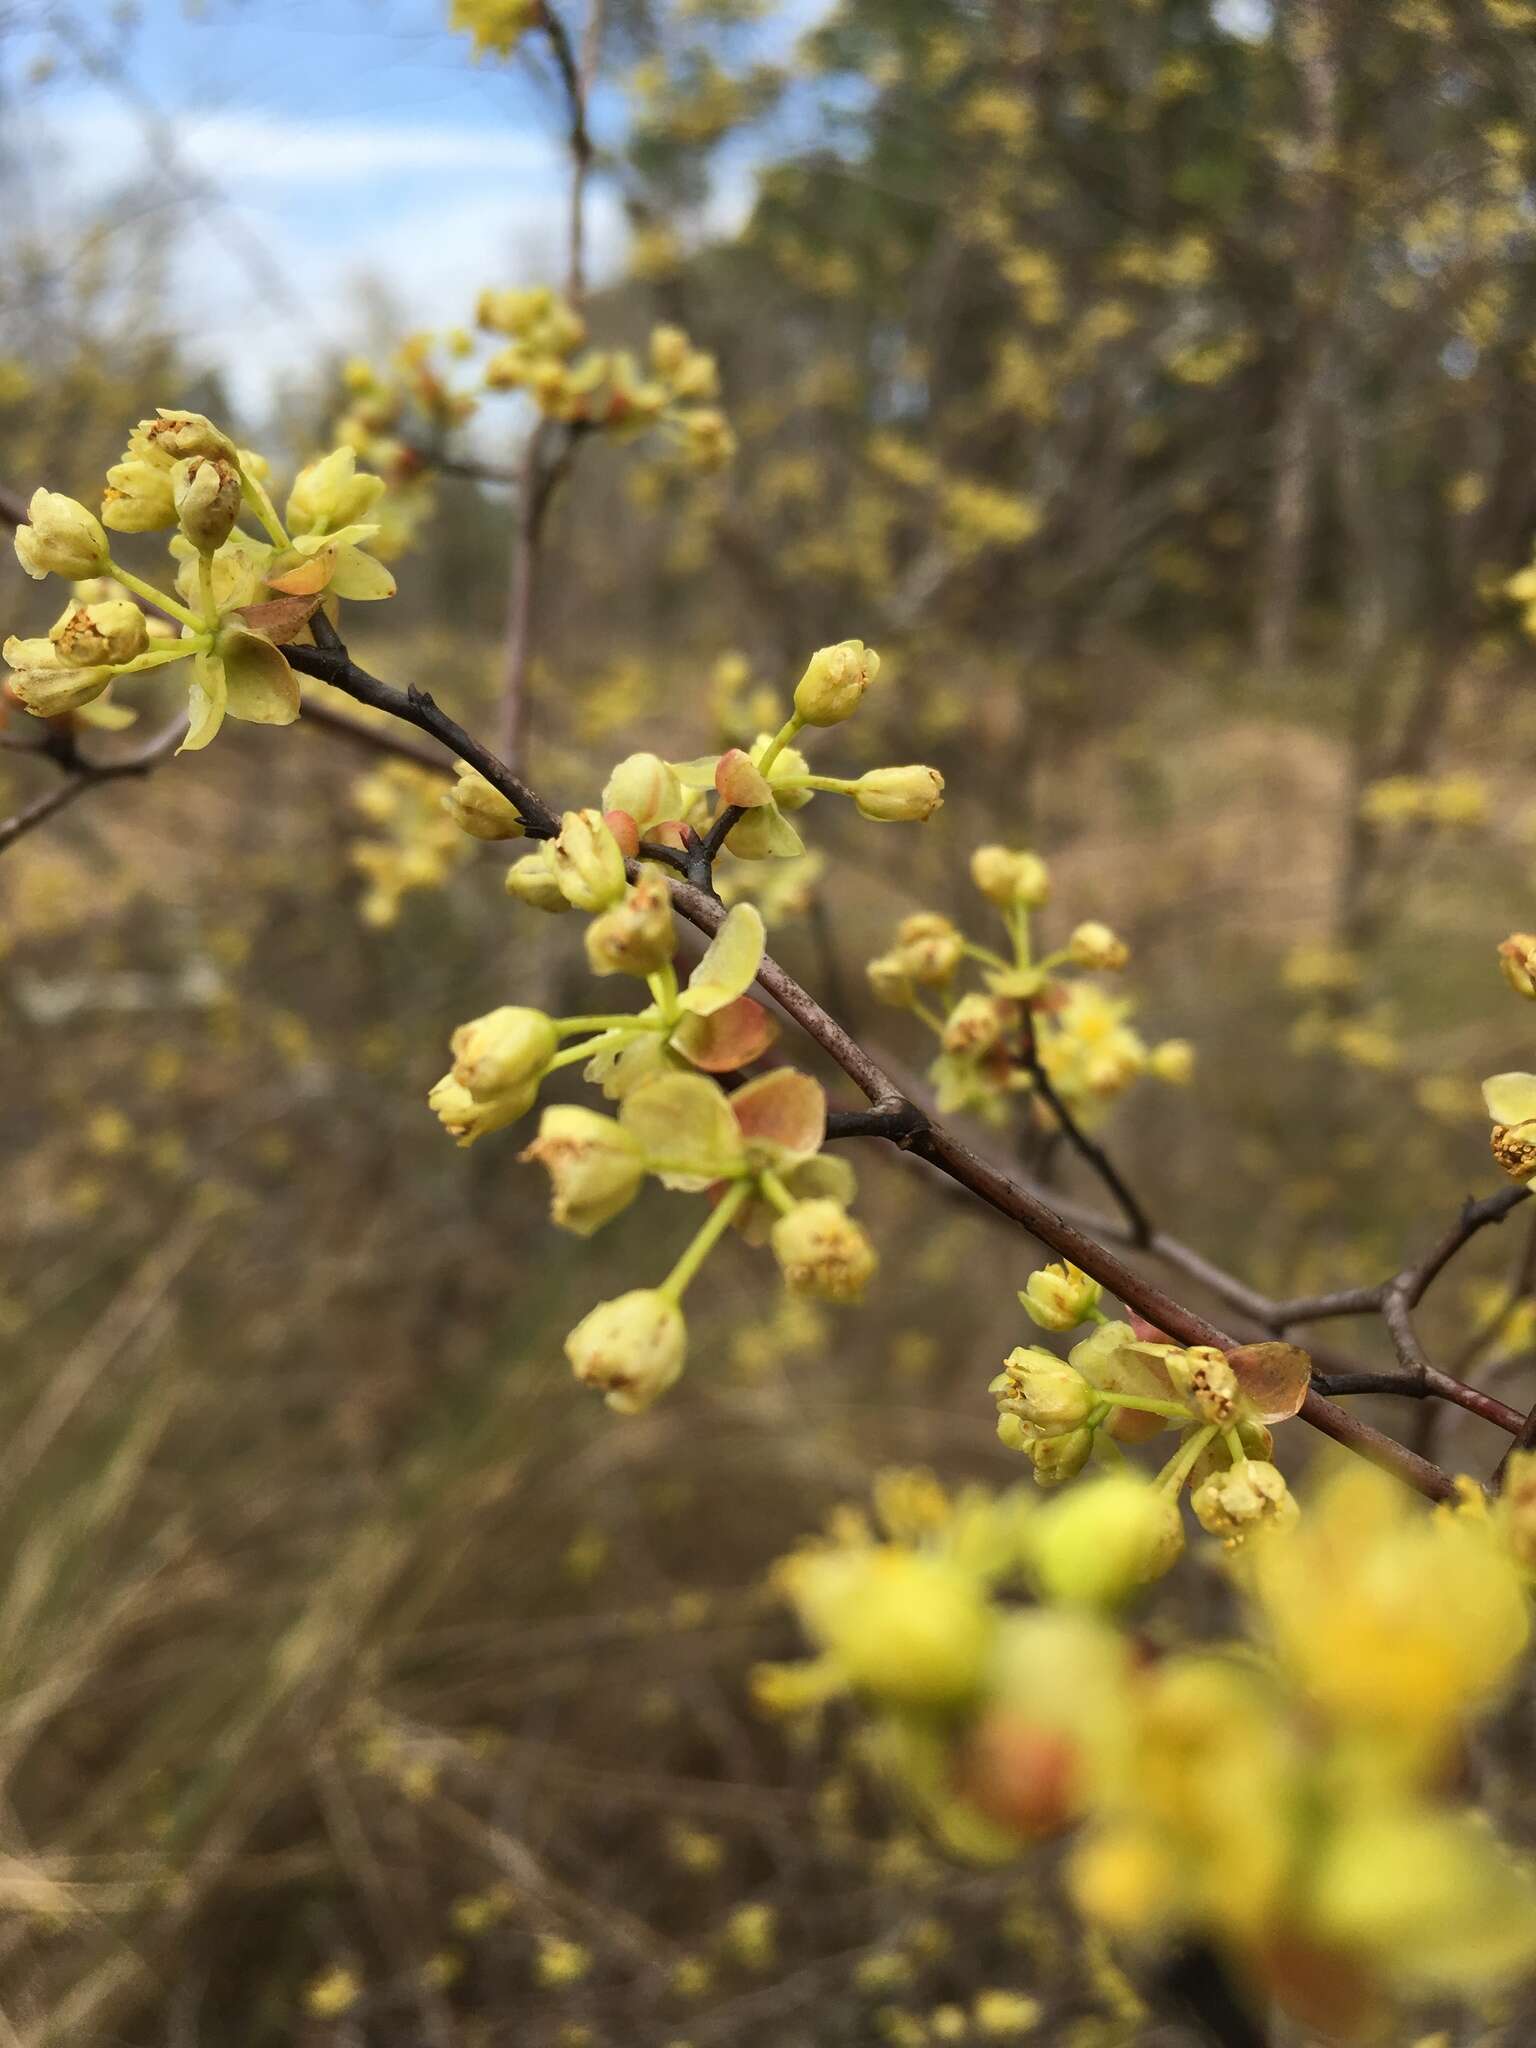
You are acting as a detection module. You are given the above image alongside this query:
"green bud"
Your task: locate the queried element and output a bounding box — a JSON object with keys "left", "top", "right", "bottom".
{"left": 442, "top": 761, "right": 527, "bottom": 841}
{"left": 14, "top": 489, "right": 109, "bottom": 581}
{"left": 1020, "top": 1261, "right": 1102, "bottom": 1333}
{"left": 793, "top": 638, "right": 880, "bottom": 726}
{"left": 505, "top": 845, "right": 571, "bottom": 912}
{"left": 584, "top": 871, "right": 676, "bottom": 977}
{"left": 854, "top": 764, "right": 945, "bottom": 822}
{"left": 449, "top": 1005, "right": 557, "bottom": 1098}
{"left": 520, "top": 1104, "right": 646, "bottom": 1235}
{"left": 551, "top": 808, "right": 628, "bottom": 913}
{"left": 770, "top": 1198, "right": 877, "bottom": 1302}
{"left": 1030, "top": 1476, "right": 1185, "bottom": 1605}
{"left": 173, "top": 456, "right": 242, "bottom": 553}
{"left": 564, "top": 1288, "right": 687, "bottom": 1414}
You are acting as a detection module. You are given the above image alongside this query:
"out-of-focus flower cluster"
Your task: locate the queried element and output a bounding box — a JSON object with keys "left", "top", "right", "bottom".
{"left": 758, "top": 1459, "right": 1536, "bottom": 2041}
{"left": 865, "top": 846, "right": 1190, "bottom": 1128}
{"left": 348, "top": 762, "right": 472, "bottom": 928}
{"left": 330, "top": 290, "right": 734, "bottom": 549}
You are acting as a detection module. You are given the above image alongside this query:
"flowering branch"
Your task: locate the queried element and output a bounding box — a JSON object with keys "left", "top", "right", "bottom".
{"left": 275, "top": 621, "right": 1468, "bottom": 1502}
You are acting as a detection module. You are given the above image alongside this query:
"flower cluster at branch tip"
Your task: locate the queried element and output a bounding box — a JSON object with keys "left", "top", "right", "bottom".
{"left": 332, "top": 290, "right": 734, "bottom": 509}
{"left": 420, "top": 635, "right": 943, "bottom": 1408}
{"left": 5, "top": 415, "right": 397, "bottom": 751}
{"left": 993, "top": 1260, "right": 1309, "bottom": 1566}
{"left": 756, "top": 1460, "right": 1536, "bottom": 2042}
{"left": 866, "top": 845, "right": 1189, "bottom": 1126}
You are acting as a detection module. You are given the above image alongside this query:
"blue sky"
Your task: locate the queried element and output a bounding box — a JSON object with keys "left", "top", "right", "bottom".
{"left": 9, "top": 0, "right": 797, "bottom": 422}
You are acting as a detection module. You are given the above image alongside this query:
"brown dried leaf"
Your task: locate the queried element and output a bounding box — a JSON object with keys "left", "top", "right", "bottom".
{"left": 671, "top": 996, "right": 778, "bottom": 1073}
{"left": 1227, "top": 1341, "right": 1312, "bottom": 1424}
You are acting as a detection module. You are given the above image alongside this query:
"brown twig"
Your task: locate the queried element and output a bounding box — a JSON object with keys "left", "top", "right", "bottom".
{"left": 0, "top": 716, "right": 189, "bottom": 853}
{"left": 1017, "top": 1012, "right": 1152, "bottom": 1245}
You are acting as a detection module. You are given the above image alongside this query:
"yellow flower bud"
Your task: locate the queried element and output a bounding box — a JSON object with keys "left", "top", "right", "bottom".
{"left": 442, "top": 761, "right": 527, "bottom": 841}
{"left": 680, "top": 408, "right": 735, "bottom": 469}
{"left": 891, "top": 911, "right": 963, "bottom": 984}
{"left": 520, "top": 1105, "right": 646, "bottom": 1235}
{"left": 854, "top": 764, "right": 945, "bottom": 822}
{"left": 2, "top": 635, "right": 113, "bottom": 715}
{"left": 50, "top": 601, "right": 148, "bottom": 667}
{"left": 1019, "top": 1261, "right": 1101, "bottom": 1333}
{"left": 793, "top": 639, "right": 880, "bottom": 726}
{"left": 1030, "top": 1477, "right": 1184, "bottom": 1604}
{"left": 1149, "top": 1039, "right": 1194, "bottom": 1085}
{"left": 998, "top": 1345, "right": 1097, "bottom": 1427}
{"left": 1191, "top": 1459, "right": 1298, "bottom": 1543}
{"left": 505, "top": 845, "right": 571, "bottom": 913}
{"left": 449, "top": 1005, "right": 557, "bottom": 1098}
{"left": 14, "top": 490, "right": 109, "bottom": 581}
{"left": 770, "top": 1199, "right": 877, "bottom": 1302}
{"left": 602, "top": 751, "right": 684, "bottom": 831}
{"left": 564, "top": 1288, "right": 687, "bottom": 1413}
{"left": 866, "top": 951, "right": 914, "bottom": 1007}
{"left": 551, "top": 808, "right": 628, "bottom": 912}
{"left": 649, "top": 324, "right": 690, "bottom": 378}
{"left": 584, "top": 871, "right": 676, "bottom": 977}
{"left": 942, "top": 992, "right": 1006, "bottom": 1057}
{"left": 102, "top": 458, "right": 177, "bottom": 532}
{"left": 427, "top": 1071, "right": 538, "bottom": 1147}
{"left": 173, "top": 455, "right": 242, "bottom": 554}
{"left": 1166, "top": 1346, "right": 1242, "bottom": 1427}
{"left": 1028, "top": 1426, "right": 1096, "bottom": 1486}
{"left": 285, "top": 447, "right": 384, "bottom": 534}
{"left": 970, "top": 845, "right": 1048, "bottom": 909}
{"left": 1499, "top": 933, "right": 1536, "bottom": 1001}
{"left": 139, "top": 409, "right": 235, "bottom": 463}
{"left": 1067, "top": 921, "right": 1129, "bottom": 971}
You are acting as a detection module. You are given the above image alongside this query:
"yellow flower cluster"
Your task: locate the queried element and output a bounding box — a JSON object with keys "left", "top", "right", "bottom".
{"left": 417, "top": 639, "right": 945, "bottom": 1409}
{"left": 347, "top": 761, "right": 472, "bottom": 928}
{"left": 759, "top": 1462, "right": 1536, "bottom": 2042}
{"left": 5, "top": 417, "right": 396, "bottom": 751}
{"left": 480, "top": 291, "right": 734, "bottom": 465}
{"left": 866, "top": 847, "right": 1190, "bottom": 1128}
{"left": 991, "top": 1268, "right": 1310, "bottom": 1553}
